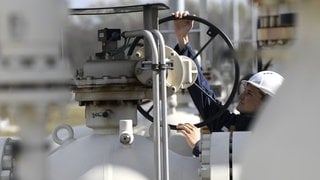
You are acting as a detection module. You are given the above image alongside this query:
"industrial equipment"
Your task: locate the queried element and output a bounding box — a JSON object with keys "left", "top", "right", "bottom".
{"left": 2, "top": 1, "right": 319, "bottom": 180}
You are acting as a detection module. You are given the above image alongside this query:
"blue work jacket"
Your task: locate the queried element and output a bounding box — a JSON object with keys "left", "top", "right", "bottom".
{"left": 174, "top": 44, "right": 253, "bottom": 156}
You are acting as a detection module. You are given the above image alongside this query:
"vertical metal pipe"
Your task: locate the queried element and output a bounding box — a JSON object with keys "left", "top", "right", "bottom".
{"left": 152, "top": 46, "right": 161, "bottom": 180}
{"left": 123, "top": 29, "right": 162, "bottom": 180}
{"left": 143, "top": 5, "right": 159, "bottom": 30}
{"left": 199, "top": 0, "right": 208, "bottom": 68}
{"left": 143, "top": 5, "right": 159, "bottom": 74}
{"left": 251, "top": 2, "right": 259, "bottom": 72}
{"left": 153, "top": 30, "right": 169, "bottom": 180}
{"left": 143, "top": 6, "right": 161, "bottom": 180}
{"left": 152, "top": 51, "right": 162, "bottom": 180}
{"left": 233, "top": 0, "right": 240, "bottom": 48}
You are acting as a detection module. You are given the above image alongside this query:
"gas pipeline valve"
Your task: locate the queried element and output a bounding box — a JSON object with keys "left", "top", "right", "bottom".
{"left": 134, "top": 46, "right": 198, "bottom": 92}
{"left": 73, "top": 28, "right": 198, "bottom": 102}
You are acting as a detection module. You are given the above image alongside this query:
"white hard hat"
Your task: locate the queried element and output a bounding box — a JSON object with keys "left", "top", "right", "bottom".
{"left": 242, "top": 71, "right": 284, "bottom": 96}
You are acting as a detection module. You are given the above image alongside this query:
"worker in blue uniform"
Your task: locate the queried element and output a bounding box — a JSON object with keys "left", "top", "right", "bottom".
{"left": 173, "top": 11, "right": 284, "bottom": 157}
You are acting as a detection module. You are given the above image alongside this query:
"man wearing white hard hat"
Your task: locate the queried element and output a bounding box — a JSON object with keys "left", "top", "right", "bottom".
{"left": 237, "top": 71, "right": 284, "bottom": 113}
{"left": 173, "top": 11, "right": 284, "bottom": 157}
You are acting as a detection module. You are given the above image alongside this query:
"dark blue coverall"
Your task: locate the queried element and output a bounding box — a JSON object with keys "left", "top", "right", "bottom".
{"left": 174, "top": 44, "right": 253, "bottom": 157}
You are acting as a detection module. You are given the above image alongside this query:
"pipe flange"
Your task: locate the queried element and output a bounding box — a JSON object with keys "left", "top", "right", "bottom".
{"left": 199, "top": 134, "right": 211, "bottom": 180}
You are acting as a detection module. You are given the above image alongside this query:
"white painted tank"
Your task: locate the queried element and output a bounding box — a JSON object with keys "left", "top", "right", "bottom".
{"left": 48, "top": 127, "right": 200, "bottom": 180}
{"left": 167, "top": 111, "right": 200, "bottom": 156}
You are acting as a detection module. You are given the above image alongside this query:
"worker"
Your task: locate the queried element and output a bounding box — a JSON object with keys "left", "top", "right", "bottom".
{"left": 173, "top": 11, "right": 284, "bottom": 157}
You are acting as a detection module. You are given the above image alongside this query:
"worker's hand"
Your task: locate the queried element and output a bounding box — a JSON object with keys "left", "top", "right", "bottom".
{"left": 176, "top": 123, "right": 200, "bottom": 149}
{"left": 172, "top": 11, "right": 194, "bottom": 50}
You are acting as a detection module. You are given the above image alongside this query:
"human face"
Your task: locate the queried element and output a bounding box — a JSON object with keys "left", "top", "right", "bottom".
{"left": 236, "top": 83, "right": 264, "bottom": 114}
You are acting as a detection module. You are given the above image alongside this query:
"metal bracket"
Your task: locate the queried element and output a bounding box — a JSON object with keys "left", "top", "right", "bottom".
{"left": 141, "top": 61, "right": 173, "bottom": 71}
